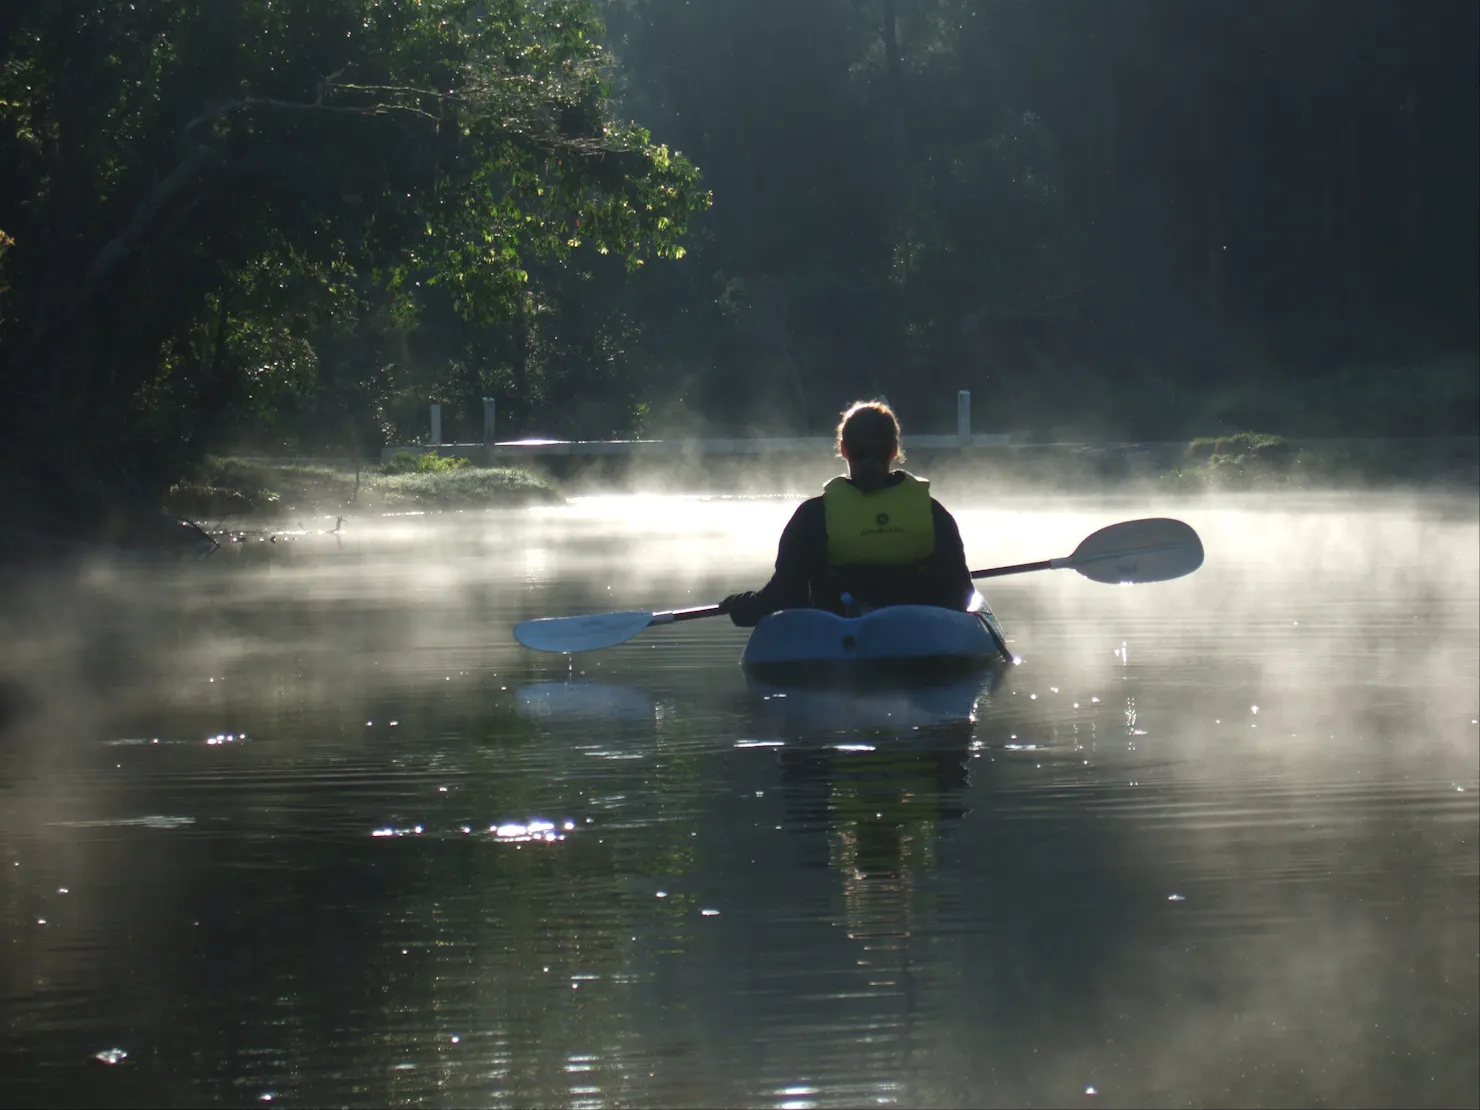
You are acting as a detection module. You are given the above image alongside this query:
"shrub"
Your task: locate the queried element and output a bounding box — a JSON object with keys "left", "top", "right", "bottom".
{"left": 381, "top": 450, "right": 471, "bottom": 475}
{"left": 375, "top": 466, "right": 559, "bottom": 505}
{"left": 1185, "top": 432, "right": 1290, "bottom": 463}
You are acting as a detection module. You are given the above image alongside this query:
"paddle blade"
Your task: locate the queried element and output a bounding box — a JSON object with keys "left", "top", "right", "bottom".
{"left": 513, "top": 611, "right": 657, "bottom": 653}
{"left": 1064, "top": 517, "right": 1204, "bottom": 584}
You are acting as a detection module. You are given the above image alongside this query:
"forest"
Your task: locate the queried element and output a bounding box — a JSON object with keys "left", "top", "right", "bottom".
{"left": 1, "top": 0, "right": 1476, "bottom": 493}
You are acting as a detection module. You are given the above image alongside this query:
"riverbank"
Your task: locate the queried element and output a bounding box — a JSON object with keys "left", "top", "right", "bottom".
{"left": 165, "top": 455, "right": 563, "bottom": 524}
{"left": 511, "top": 433, "right": 1480, "bottom": 497}
{"left": 4, "top": 436, "right": 1471, "bottom": 567}
{"left": 1154, "top": 434, "right": 1480, "bottom": 492}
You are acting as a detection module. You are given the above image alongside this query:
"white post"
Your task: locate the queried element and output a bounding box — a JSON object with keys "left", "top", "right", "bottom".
{"left": 482, "top": 397, "right": 496, "bottom": 444}
{"left": 957, "top": 390, "right": 971, "bottom": 444}
{"left": 430, "top": 403, "right": 442, "bottom": 447}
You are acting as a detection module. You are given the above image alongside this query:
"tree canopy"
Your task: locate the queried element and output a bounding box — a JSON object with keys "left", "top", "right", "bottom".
{"left": 0, "top": 0, "right": 706, "bottom": 483}
{"left": 600, "top": 0, "right": 1478, "bottom": 438}
{"left": 1, "top": 0, "right": 1475, "bottom": 486}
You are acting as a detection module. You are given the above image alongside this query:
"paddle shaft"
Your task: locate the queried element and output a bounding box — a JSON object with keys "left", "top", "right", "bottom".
{"left": 668, "top": 538, "right": 1187, "bottom": 616}
{"left": 970, "top": 558, "right": 1053, "bottom": 579}
{"left": 971, "top": 541, "right": 1190, "bottom": 581}
{"left": 651, "top": 604, "right": 724, "bottom": 625}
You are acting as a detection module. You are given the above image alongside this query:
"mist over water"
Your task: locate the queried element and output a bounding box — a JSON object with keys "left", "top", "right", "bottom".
{"left": 0, "top": 488, "right": 1476, "bottom": 1108}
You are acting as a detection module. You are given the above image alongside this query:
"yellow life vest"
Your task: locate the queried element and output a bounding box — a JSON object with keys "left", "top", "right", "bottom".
{"left": 822, "top": 472, "right": 936, "bottom": 567}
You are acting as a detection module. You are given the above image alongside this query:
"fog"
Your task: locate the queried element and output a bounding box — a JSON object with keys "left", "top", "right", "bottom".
{"left": 0, "top": 486, "right": 1475, "bottom": 1107}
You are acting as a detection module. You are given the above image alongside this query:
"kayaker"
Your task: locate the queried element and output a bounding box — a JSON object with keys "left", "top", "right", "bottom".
{"left": 720, "top": 400, "right": 974, "bottom": 627}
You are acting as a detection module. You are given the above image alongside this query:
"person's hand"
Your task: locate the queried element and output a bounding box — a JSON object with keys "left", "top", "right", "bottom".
{"left": 719, "top": 591, "right": 764, "bottom": 627}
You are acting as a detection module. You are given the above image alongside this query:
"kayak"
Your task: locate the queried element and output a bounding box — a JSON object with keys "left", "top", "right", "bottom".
{"left": 740, "top": 600, "right": 1012, "bottom": 685}
{"left": 512, "top": 518, "right": 1202, "bottom": 664}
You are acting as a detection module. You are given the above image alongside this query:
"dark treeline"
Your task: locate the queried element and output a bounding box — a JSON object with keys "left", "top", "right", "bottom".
{"left": 1, "top": 0, "right": 1476, "bottom": 493}
{"left": 603, "top": 0, "right": 1480, "bottom": 441}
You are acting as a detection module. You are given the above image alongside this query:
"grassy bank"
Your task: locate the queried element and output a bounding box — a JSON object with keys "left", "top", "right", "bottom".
{"left": 164, "top": 436, "right": 1477, "bottom": 524}
{"left": 1157, "top": 434, "right": 1479, "bottom": 491}
{"left": 166, "top": 453, "right": 561, "bottom": 522}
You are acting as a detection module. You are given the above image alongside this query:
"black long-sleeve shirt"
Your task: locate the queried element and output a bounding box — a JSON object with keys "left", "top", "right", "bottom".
{"left": 737, "top": 484, "right": 974, "bottom": 625}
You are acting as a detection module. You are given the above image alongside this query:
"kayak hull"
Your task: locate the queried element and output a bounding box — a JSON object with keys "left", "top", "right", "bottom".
{"left": 740, "top": 602, "right": 1011, "bottom": 687}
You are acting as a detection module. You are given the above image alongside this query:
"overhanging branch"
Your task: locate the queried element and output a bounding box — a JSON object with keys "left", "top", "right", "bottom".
{"left": 81, "top": 72, "right": 650, "bottom": 299}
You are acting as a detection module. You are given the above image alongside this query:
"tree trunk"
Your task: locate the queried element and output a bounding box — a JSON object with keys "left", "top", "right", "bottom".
{"left": 33, "top": 55, "right": 90, "bottom": 427}
{"left": 881, "top": 0, "right": 908, "bottom": 173}
{"left": 1198, "top": 87, "right": 1228, "bottom": 368}
{"left": 881, "top": 0, "right": 912, "bottom": 384}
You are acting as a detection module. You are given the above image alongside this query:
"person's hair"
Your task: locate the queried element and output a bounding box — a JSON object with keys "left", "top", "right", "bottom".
{"left": 835, "top": 400, "right": 903, "bottom": 464}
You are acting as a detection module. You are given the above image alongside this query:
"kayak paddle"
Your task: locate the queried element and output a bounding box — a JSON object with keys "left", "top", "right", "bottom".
{"left": 512, "top": 516, "right": 1203, "bottom": 653}
{"left": 512, "top": 604, "right": 722, "bottom": 654}
{"left": 969, "top": 516, "right": 1203, "bottom": 584}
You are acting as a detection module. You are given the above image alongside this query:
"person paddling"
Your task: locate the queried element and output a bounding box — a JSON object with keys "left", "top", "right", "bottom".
{"left": 720, "top": 400, "right": 974, "bottom": 627}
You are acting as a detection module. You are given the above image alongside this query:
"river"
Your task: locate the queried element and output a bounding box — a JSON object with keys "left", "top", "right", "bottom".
{"left": 1, "top": 490, "right": 1476, "bottom": 1108}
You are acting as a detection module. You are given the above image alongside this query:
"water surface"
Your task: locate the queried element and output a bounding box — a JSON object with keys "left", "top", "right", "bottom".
{"left": 1, "top": 491, "right": 1476, "bottom": 1108}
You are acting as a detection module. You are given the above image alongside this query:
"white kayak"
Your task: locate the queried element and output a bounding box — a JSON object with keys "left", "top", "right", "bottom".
{"left": 740, "top": 600, "right": 1012, "bottom": 684}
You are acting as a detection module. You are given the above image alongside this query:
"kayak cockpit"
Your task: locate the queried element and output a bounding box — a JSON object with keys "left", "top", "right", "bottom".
{"left": 739, "top": 602, "right": 1011, "bottom": 687}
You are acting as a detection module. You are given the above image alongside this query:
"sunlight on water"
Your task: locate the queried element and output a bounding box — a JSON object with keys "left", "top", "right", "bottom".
{"left": 0, "top": 489, "right": 1475, "bottom": 1107}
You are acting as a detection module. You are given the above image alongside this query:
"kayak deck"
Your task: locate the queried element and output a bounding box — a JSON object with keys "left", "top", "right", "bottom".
{"left": 740, "top": 601, "right": 1012, "bottom": 686}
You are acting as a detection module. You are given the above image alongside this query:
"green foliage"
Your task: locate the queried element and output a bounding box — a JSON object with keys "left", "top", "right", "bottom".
{"left": 381, "top": 450, "right": 472, "bottom": 475}
{"left": 0, "top": 0, "right": 1473, "bottom": 499}
{"left": 1164, "top": 434, "right": 1477, "bottom": 491}
{"left": 165, "top": 455, "right": 559, "bottom": 519}
{"left": 182, "top": 456, "right": 361, "bottom": 511}
{"left": 1186, "top": 433, "right": 1291, "bottom": 464}
{"left": 165, "top": 482, "right": 279, "bottom": 519}
{"left": 0, "top": 0, "right": 707, "bottom": 486}
{"left": 374, "top": 465, "right": 558, "bottom": 506}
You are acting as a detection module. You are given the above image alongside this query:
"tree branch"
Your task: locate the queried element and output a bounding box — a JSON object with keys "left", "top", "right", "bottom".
{"left": 182, "top": 94, "right": 442, "bottom": 134}
{"left": 81, "top": 71, "right": 638, "bottom": 299}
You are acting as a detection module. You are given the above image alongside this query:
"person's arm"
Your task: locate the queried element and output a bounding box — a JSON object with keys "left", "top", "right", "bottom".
{"left": 929, "top": 500, "right": 975, "bottom": 610}
{"left": 722, "top": 499, "right": 825, "bottom": 626}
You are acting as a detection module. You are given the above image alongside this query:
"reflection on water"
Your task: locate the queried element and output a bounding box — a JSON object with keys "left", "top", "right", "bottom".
{"left": 0, "top": 492, "right": 1476, "bottom": 1108}
{"left": 517, "top": 681, "right": 658, "bottom": 722}
{"left": 748, "top": 671, "right": 1000, "bottom": 736}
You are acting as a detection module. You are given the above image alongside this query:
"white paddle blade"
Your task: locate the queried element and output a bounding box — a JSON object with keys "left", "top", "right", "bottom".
{"left": 513, "top": 611, "right": 657, "bottom": 653}
{"left": 1066, "top": 517, "right": 1204, "bottom": 584}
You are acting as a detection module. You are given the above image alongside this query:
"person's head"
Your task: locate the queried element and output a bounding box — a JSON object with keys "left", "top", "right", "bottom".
{"left": 835, "top": 400, "right": 902, "bottom": 474}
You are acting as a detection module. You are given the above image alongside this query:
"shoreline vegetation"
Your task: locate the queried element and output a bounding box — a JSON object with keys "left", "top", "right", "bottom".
{"left": 174, "top": 433, "right": 1478, "bottom": 527}
{"left": 164, "top": 452, "right": 563, "bottom": 525}
{"left": 1156, "top": 434, "right": 1479, "bottom": 491}
{"left": 1, "top": 435, "right": 1473, "bottom": 567}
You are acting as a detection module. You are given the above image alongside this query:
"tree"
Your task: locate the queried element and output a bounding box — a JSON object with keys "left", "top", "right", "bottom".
{"left": 0, "top": 0, "right": 707, "bottom": 488}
